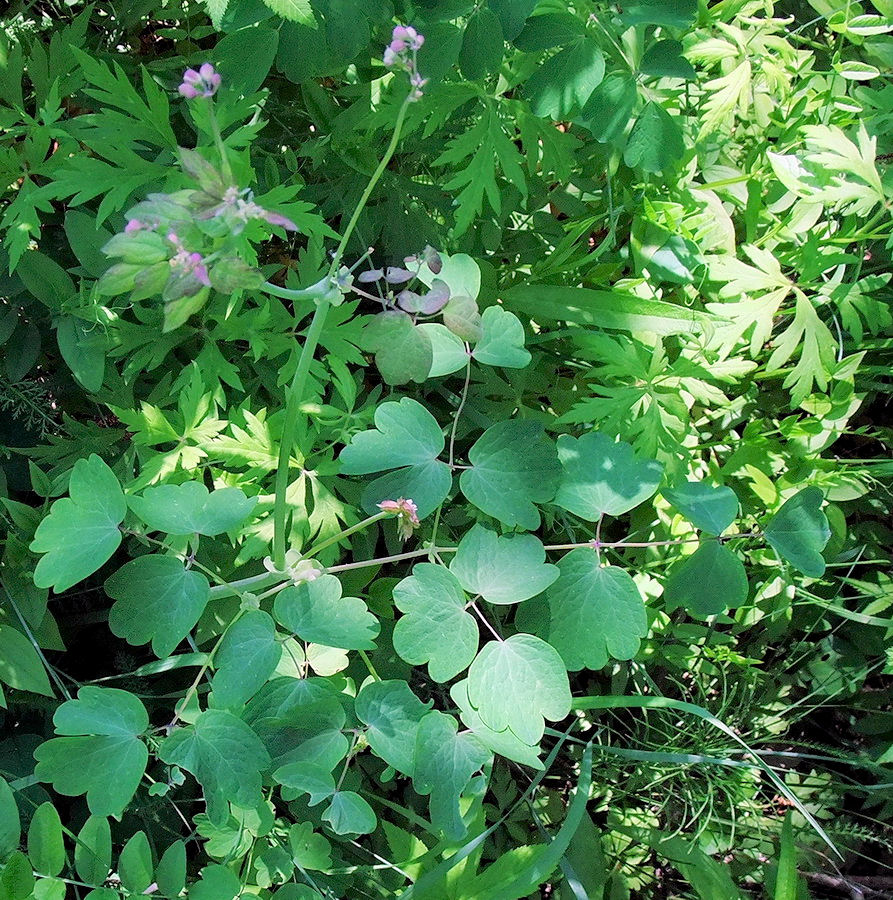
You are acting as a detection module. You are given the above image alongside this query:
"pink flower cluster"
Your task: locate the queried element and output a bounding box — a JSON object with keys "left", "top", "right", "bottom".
{"left": 168, "top": 232, "right": 210, "bottom": 287}
{"left": 383, "top": 25, "right": 428, "bottom": 101}
{"left": 178, "top": 63, "right": 221, "bottom": 99}
{"left": 377, "top": 498, "right": 420, "bottom": 541}
{"left": 202, "top": 186, "right": 298, "bottom": 232}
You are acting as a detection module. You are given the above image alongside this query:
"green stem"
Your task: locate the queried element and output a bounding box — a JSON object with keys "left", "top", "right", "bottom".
{"left": 206, "top": 99, "right": 233, "bottom": 184}
{"left": 303, "top": 511, "right": 390, "bottom": 559}
{"left": 270, "top": 93, "right": 413, "bottom": 569}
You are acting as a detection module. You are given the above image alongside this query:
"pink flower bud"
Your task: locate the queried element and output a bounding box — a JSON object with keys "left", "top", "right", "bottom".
{"left": 377, "top": 498, "right": 420, "bottom": 541}
{"left": 178, "top": 83, "right": 200, "bottom": 99}
{"left": 383, "top": 47, "right": 398, "bottom": 67}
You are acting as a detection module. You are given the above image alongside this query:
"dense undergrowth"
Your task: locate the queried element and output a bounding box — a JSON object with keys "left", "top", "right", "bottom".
{"left": 0, "top": 0, "right": 892, "bottom": 897}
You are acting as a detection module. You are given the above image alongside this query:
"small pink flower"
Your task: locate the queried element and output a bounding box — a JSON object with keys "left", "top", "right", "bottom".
{"left": 125, "top": 219, "right": 145, "bottom": 233}
{"left": 178, "top": 63, "right": 221, "bottom": 99}
{"left": 377, "top": 498, "right": 420, "bottom": 541}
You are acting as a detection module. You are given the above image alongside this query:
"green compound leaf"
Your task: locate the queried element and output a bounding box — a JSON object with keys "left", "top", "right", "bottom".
{"left": 663, "top": 482, "right": 739, "bottom": 535}
{"left": 0, "top": 624, "right": 53, "bottom": 696}
{"left": 28, "top": 802, "right": 63, "bottom": 876}
{"left": 339, "top": 398, "right": 444, "bottom": 474}
{"left": 471, "top": 306, "right": 531, "bottom": 368}
{"left": 106, "top": 555, "right": 210, "bottom": 659}
{"left": 159, "top": 709, "right": 271, "bottom": 826}
{"left": 392, "top": 564, "right": 478, "bottom": 682}
{"left": 355, "top": 680, "right": 433, "bottom": 777}
{"left": 128, "top": 482, "right": 256, "bottom": 536}
{"left": 547, "top": 551, "right": 648, "bottom": 671}
{"left": 31, "top": 454, "right": 125, "bottom": 592}
{"left": 322, "top": 791, "right": 377, "bottom": 835}
{"left": 525, "top": 38, "right": 605, "bottom": 119}
{"left": 555, "top": 432, "right": 663, "bottom": 520}
{"left": 467, "top": 634, "right": 571, "bottom": 744}
{"left": 664, "top": 541, "right": 749, "bottom": 618}
{"left": 339, "top": 398, "right": 451, "bottom": 518}
{"left": 211, "top": 610, "right": 282, "bottom": 708}
{"left": 34, "top": 688, "right": 149, "bottom": 818}
{"left": 460, "top": 421, "right": 561, "bottom": 530}
{"left": 413, "top": 710, "right": 491, "bottom": 839}
{"left": 450, "top": 680, "right": 544, "bottom": 769}
{"left": 623, "top": 101, "right": 686, "bottom": 173}
{"left": 449, "top": 525, "right": 559, "bottom": 604}
{"left": 763, "top": 487, "right": 830, "bottom": 577}
{"left": 274, "top": 575, "right": 379, "bottom": 650}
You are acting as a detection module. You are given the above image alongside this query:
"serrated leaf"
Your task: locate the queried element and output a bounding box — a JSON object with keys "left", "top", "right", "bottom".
{"left": 322, "top": 791, "right": 377, "bottom": 835}
{"left": 449, "top": 525, "right": 558, "bottom": 604}
{"left": 555, "top": 432, "right": 663, "bottom": 520}
{"left": 355, "top": 680, "right": 433, "bottom": 777}
{"left": 0, "top": 625, "right": 53, "bottom": 696}
{"left": 27, "top": 803, "right": 63, "bottom": 876}
{"left": 663, "top": 482, "right": 739, "bottom": 535}
{"left": 467, "top": 634, "right": 571, "bottom": 744}
{"left": 211, "top": 610, "right": 282, "bottom": 708}
{"left": 664, "top": 542, "right": 748, "bottom": 618}
{"left": 525, "top": 38, "right": 605, "bottom": 119}
{"left": 623, "top": 101, "right": 685, "bottom": 172}
{"left": 471, "top": 306, "right": 531, "bottom": 368}
{"left": 31, "top": 454, "right": 125, "bottom": 592}
{"left": 159, "top": 709, "right": 271, "bottom": 826}
{"left": 393, "top": 564, "right": 477, "bottom": 682}
{"left": 763, "top": 488, "right": 830, "bottom": 577}
{"left": 460, "top": 421, "right": 561, "bottom": 529}
{"left": 34, "top": 688, "right": 149, "bottom": 818}
{"left": 262, "top": 0, "right": 316, "bottom": 25}
{"left": 450, "top": 680, "right": 543, "bottom": 769}
{"left": 106, "top": 555, "right": 210, "bottom": 659}
{"left": 274, "top": 575, "right": 379, "bottom": 650}
{"left": 547, "top": 551, "right": 647, "bottom": 671}
{"left": 413, "top": 711, "right": 490, "bottom": 839}
{"left": 128, "top": 482, "right": 256, "bottom": 536}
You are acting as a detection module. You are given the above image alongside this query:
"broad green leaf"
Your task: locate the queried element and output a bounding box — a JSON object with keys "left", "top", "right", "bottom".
{"left": 106, "top": 555, "right": 210, "bottom": 659}
{"left": 274, "top": 575, "right": 379, "bottom": 650}
{"left": 261, "top": 0, "right": 314, "bottom": 24}
{"left": 360, "top": 459, "right": 452, "bottom": 519}
{"left": 525, "top": 38, "right": 604, "bottom": 119}
{"left": 289, "top": 822, "right": 332, "bottom": 871}
{"left": 763, "top": 488, "right": 830, "bottom": 577}
{"left": 1, "top": 850, "right": 34, "bottom": 899}
{"left": 56, "top": 316, "right": 105, "bottom": 392}
{"left": 211, "top": 610, "right": 282, "bottom": 708}
{"left": 322, "top": 791, "right": 377, "bottom": 835}
{"left": 0, "top": 776, "right": 19, "bottom": 859}
{"left": 364, "top": 311, "right": 433, "bottom": 385}
{"left": 215, "top": 26, "right": 280, "bottom": 95}
{"left": 419, "top": 323, "right": 470, "bottom": 377}
{"left": 471, "top": 306, "right": 531, "bottom": 368}
{"left": 663, "top": 542, "right": 748, "bottom": 618}
{"left": 0, "top": 625, "right": 53, "bottom": 696}
{"left": 488, "top": 0, "right": 539, "bottom": 40}
{"left": 449, "top": 525, "right": 558, "bottom": 604}
{"left": 355, "top": 680, "right": 433, "bottom": 776}
{"left": 641, "top": 39, "right": 696, "bottom": 79}
{"left": 460, "top": 8, "right": 504, "bottom": 80}
{"left": 33, "top": 875, "right": 66, "bottom": 899}
{"left": 34, "top": 688, "right": 149, "bottom": 818}
{"left": 393, "top": 564, "right": 478, "bottom": 682}
{"left": 442, "top": 295, "right": 483, "bottom": 342}
{"left": 467, "top": 635, "right": 571, "bottom": 744}
{"left": 75, "top": 816, "right": 111, "bottom": 885}
{"left": 576, "top": 71, "right": 638, "bottom": 142}
{"left": 128, "top": 482, "right": 256, "bottom": 536}
{"left": 31, "top": 454, "right": 125, "bottom": 592}
{"left": 623, "top": 101, "right": 685, "bottom": 173}
{"left": 450, "top": 680, "right": 543, "bottom": 769}
{"left": 155, "top": 841, "right": 186, "bottom": 899}
{"left": 27, "top": 803, "right": 63, "bottom": 875}
{"left": 547, "top": 551, "right": 647, "bottom": 671}
{"left": 274, "top": 762, "right": 336, "bottom": 806}
{"left": 190, "top": 864, "right": 242, "bottom": 900}
{"left": 339, "top": 398, "right": 444, "bottom": 474}
{"left": 514, "top": 12, "right": 586, "bottom": 50}
{"left": 159, "top": 709, "right": 271, "bottom": 826}
{"left": 663, "top": 482, "right": 739, "bottom": 535}
{"left": 555, "top": 432, "right": 663, "bottom": 520}
{"left": 413, "top": 711, "right": 490, "bottom": 839}
{"left": 504, "top": 283, "right": 713, "bottom": 335}
{"left": 460, "top": 421, "right": 561, "bottom": 529}
{"left": 622, "top": 0, "right": 697, "bottom": 27}
{"left": 415, "top": 252, "right": 481, "bottom": 301}
{"left": 118, "top": 831, "right": 152, "bottom": 894}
